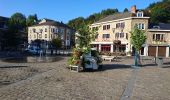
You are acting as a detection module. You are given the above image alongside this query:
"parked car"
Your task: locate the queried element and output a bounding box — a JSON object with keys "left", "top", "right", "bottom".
{"left": 25, "top": 46, "right": 41, "bottom": 54}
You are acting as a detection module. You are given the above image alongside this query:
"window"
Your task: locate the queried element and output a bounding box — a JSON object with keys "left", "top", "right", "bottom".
{"left": 33, "top": 28, "right": 36, "bottom": 33}
{"left": 45, "top": 28, "right": 47, "bottom": 32}
{"left": 126, "top": 33, "right": 128, "bottom": 39}
{"left": 153, "top": 34, "right": 165, "bottom": 41}
{"left": 120, "top": 33, "right": 124, "bottom": 38}
{"left": 45, "top": 34, "right": 47, "bottom": 38}
{"left": 116, "top": 22, "right": 125, "bottom": 28}
{"left": 34, "top": 34, "right": 36, "bottom": 38}
{"left": 56, "top": 29, "right": 58, "bottom": 33}
{"left": 39, "top": 34, "right": 42, "bottom": 39}
{"left": 103, "top": 25, "right": 110, "bottom": 30}
{"left": 137, "top": 12, "right": 143, "bottom": 17}
{"left": 115, "top": 33, "right": 124, "bottom": 38}
{"left": 115, "top": 33, "right": 119, "bottom": 38}
{"left": 107, "top": 25, "right": 110, "bottom": 30}
{"left": 103, "top": 25, "right": 106, "bottom": 30}
{"left": 51, "top": 28, "right": 55, "bottom": 33}
{"left": 102, "top": 34, "right": 110, "bottom": 38}
{"left": 136, "top": 23, "right": 145, "bottom": 30}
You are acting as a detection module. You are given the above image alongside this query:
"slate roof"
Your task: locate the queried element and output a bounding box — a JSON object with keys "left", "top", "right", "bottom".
{"left": 149, "top": 23, "right": 170, "bottom": 30}
{"left": 32, "top": 20, "right": 71, "bottom": 29}
{"left": 0, "top": 16, "right": 9, "bottom": 22}
{"left": 94, "top": 12, "right": 132, "bottom": 24}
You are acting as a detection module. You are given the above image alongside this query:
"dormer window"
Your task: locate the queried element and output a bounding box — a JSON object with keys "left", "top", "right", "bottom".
{"left": 153, "top": 26, "right": 160, "bottom": 29}
{"left": 137, "top": 11, "right": 143, "bottom": 17}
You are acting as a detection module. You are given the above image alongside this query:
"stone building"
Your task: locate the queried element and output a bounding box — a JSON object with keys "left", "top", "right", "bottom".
{"left": 28, "top": 18, "right": 74, "bottom": 49}
{"left": 90, "top": 5, "right": 149, "bottom": 54}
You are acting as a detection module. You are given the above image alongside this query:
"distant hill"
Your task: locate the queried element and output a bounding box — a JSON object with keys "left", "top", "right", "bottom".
{"left": 67, "top": 0, "right": 170, "bottom": 30}
{"left": 67, "top": 8, "right": 119, "bottom": 30}
{"left": 145, "top": 0, "right": 170, "bottom": 24}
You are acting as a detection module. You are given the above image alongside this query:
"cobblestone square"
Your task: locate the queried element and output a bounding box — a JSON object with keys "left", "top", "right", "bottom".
{"left": 0, "top": 56, "right": 170, "bottom": 100}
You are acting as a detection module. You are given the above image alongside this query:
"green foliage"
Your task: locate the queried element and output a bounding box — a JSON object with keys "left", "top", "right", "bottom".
{"left": 8, "top": 12, "right": 26, "bottom": 31}
{"left": 67, "top": 48, "right": 82, "bottom": 65}
{"left": 51, "top": 38, "right": 62, "bottom": 49}
{"left": 26, "top": 14, "right": 38, "bottom": 26}
{"left": 75, "top": 23, "right": 97, "bottom": 49}
{"left": 67, "top": 17, "right": 85, "bottom": 30}
{"left": 67, "top": 8, "right": 118, "bottom": 30}
{"left": 147, "top": 0, "right": 170, "bottom": 23}
{"left": 130, "top": 26, "right": 147, "bottom": 52}
{"left": 123, "top": 8, "right": 129, "bottom": 12}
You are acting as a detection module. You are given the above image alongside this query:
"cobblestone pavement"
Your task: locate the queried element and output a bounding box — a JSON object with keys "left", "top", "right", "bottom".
{"left": 0, "top": 56, "right": 170, "bottom": 100}
{"left": 0, "top": 56, "right": 132, "bottom": 100}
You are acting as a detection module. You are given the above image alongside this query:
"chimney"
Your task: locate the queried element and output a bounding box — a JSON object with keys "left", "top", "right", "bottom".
{"left": 131, "top": 5, "right": 136, "bottom": 14}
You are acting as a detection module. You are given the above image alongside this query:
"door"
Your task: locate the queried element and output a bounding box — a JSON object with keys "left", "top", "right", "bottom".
{"left": 158, "top": 46, "right": 166, "bottom": 57}
{"left": 148, "top": 46, "right": 156, "bottom": 56}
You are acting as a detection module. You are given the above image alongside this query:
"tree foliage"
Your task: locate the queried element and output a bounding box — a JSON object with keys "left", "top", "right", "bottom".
{"left": 67, "top": 8, "right": 119, "bottom": 30}
{"left": 147, "top": 0, "right": 170, "bottom": 23}
{"left": 8, "top": 12, "right": 26, "bottom": 31}
{"left": 123, "top": 8, "right": 129, "bottom": 12}
{"left": 130, "top": 26, "right": 146, "bottom": 52}
{"left": 51, "top": 38, "right": 62, "bottom": 49}
{"left": 75, "top": 22, "right": 97, "bottom": 50}
{"left": 26, "top": 14, "right": 38, "bottom": 26}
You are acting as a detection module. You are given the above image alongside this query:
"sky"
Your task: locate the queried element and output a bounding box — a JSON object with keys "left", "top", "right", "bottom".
{"left": 0, "top": 0, "right": 160, "bottom": 23}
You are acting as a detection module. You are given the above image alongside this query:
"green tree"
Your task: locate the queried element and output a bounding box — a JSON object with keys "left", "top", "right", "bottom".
{"left": 67, "top": 8, "right": 119, "bottom": 30}
{"left": 5, "top": 13, "right": 27, "bottom": 49}
{"left": 148, "top": 0, "right": 170, "bottom": 23}
{"left": 130, "top": 26, "right": 146, "bottom": 67}
{"left": 75, "top": 23, "right": 97, "bottom": 50}
{"left": 67, "top": 17, "right": 85, "bottom": 30}
{"left": 26, "top": 14, "right": 38, "bottom": 26}
{"left": 123, "top": 8, "right": 129, "bottom": 12}
{"left": 8, "top": 12, "right": 26, "bottom": 31}
{"left": 51, "top": 38, "right": 62, "bottom": 54}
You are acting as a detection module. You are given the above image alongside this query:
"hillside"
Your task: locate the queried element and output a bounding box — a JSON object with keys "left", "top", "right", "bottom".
{"left": 67, "top": 0, "right": 170, "bottom": 30}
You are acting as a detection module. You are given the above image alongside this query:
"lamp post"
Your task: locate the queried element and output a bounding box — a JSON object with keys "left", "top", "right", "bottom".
{"left": 112, "top": 28, "right": 121, "bottom": 61}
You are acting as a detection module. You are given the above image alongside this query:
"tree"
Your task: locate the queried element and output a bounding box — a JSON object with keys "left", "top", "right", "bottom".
{"left": 147, "top": 0, "right": 170, "bottom": 23}
{"left": 130, "top": 26, "right": 146, "bottom": 67}
{"left": 26, "top": 14, "right": 38, "bottom": 26}
{"left": 75, "top": 22, "right": 97, "bottom": 51}
{"left": 51, "top": 38, "right": 62, "bottom": 54}
{"left": 123, "top": 8, "right": 129, "bottom": 12}
{"left": 67, "top": 8, "right": 119, "bottom": 29}
{"left": 8, "top": 12, "right": 26, "bottom": 31}
{"left": 5, "top": 13, "right": 27, "bottom": 49}
{"left": 67, "top": 17, "right": 85, "bottom": 30}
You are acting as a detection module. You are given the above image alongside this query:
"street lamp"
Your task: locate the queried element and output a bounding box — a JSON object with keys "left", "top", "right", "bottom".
{"left": 112, "top": 28, "right": 121, "bottom": 61}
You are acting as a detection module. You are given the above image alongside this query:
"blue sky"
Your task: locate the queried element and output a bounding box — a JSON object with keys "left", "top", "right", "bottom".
{"left": 0, "top": 0, "right": 160, "bottom": 23}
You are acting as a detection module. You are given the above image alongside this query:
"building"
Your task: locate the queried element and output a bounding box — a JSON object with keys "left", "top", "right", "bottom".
{"left": 28, "top": 18, "right": 74, "bottom": 49}
{"left": 145, "top": 23, "right": 170, "bottom": 57}
{"left": 90, "top": 5, "right": 149, "bottom": 54}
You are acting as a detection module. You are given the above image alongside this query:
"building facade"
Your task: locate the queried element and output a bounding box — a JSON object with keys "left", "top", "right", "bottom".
{"left": 145, "top": 23, "right": 170, "bottom": 57}
{"left": 91, "top": 6, "right": 149, "bottom": 54}
{"left": 28, "top": 19, "right": 74, "bottom": 49}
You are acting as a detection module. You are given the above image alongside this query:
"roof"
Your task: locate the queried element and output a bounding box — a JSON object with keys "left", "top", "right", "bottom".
{"left": 0, "top": 16, "right": 9, "bottom": 22}
{"left": 93, "top": 12, "right": 131, "bottom": 24}
{"left": 31, "top": 20, "right": 71, "bottom": 29}
{"left": 148, "top": 23, "right": 170, "bottom": 30}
